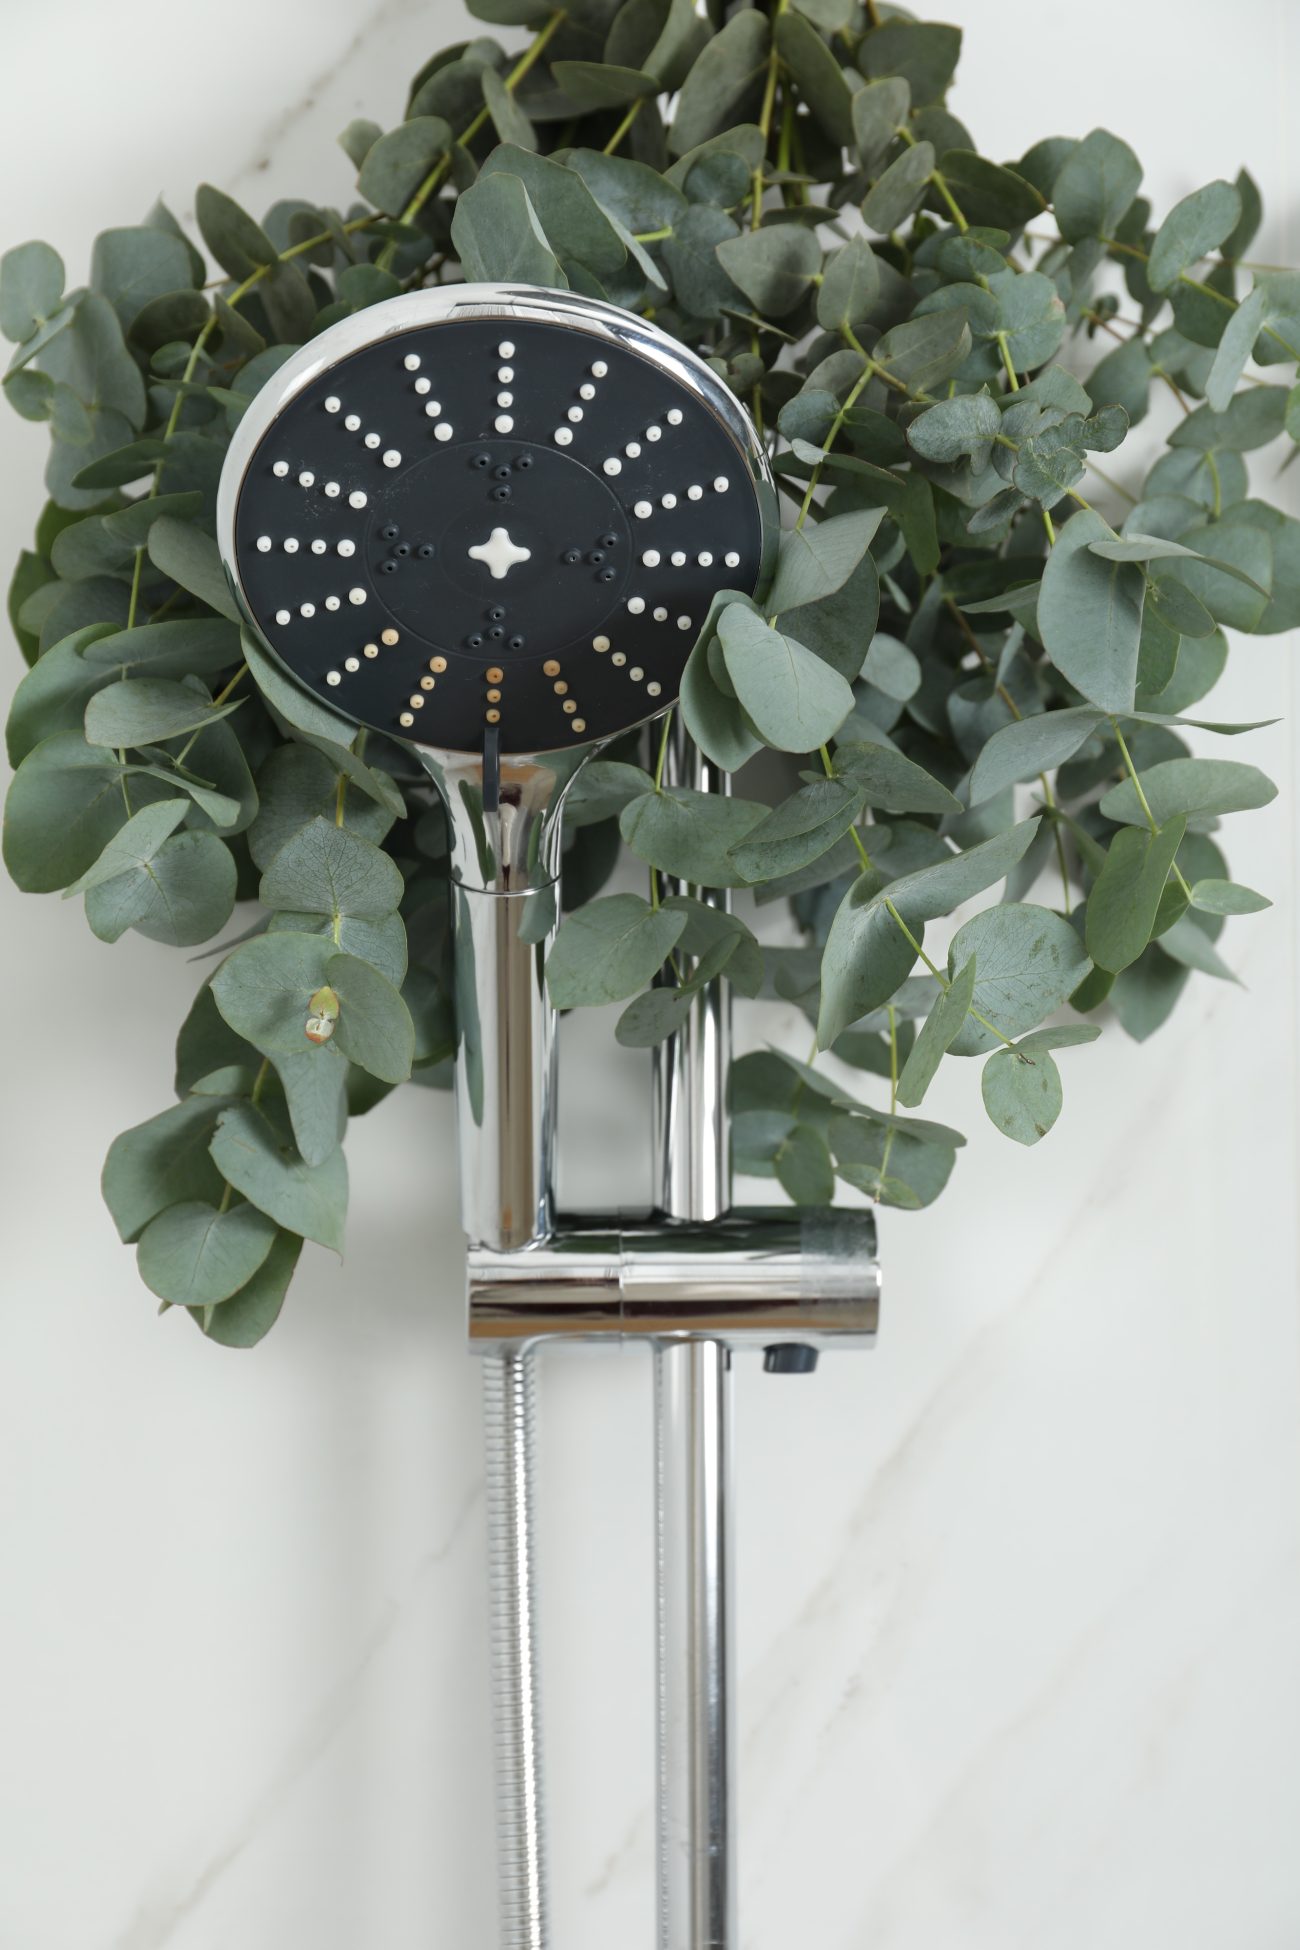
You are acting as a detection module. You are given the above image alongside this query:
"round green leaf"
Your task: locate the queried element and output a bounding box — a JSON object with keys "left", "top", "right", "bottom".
{"left": 103, "top": 1097, "right": 231, "bottom": 1244}
{"left": 715, "top": 223, "right": 821, "bottom": 318}
{"left": 947, "top": 903, "right": 1091, "bottom": 1056}
{"left": 210, "top": 1101, "right": 348, "bottom": 1254}
{"left": 85, "top": 829, "right": 237, "bottom": 947}
{"left": 980, "top": 1045, "right": 1063, "bottom": 1145}
{"left": 1037, "top": 508, "right": 1145, "bottom": 713}
{"left": 199, "top": 1231, "right": 302, "bottom": 1348}
{"left": 717, "top": 605, "right": 855, "bottom": 752}
{"left": 138, "top": 1198, "right": 278, "bottom": 1310}
{"left": 1, "top": 240, "right": 65, "bottom": 343}
{"left": 620, "top": 786, "right": 767, "bottom": 887}
{"left": 546, "top": 893, "right": 687, "bottom": 1007}
{"left": 259, "top": 816, "right": 404, "bottom": 921}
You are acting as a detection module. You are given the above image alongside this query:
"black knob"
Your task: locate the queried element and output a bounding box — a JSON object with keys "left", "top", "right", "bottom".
{"left": 763, "top": 1344, "right": 819, "bottom": 1375}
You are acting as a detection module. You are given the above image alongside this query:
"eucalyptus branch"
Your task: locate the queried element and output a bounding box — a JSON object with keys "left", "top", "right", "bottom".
{"left": 1, "top": 0, "right": 1284, "bottom": 1318}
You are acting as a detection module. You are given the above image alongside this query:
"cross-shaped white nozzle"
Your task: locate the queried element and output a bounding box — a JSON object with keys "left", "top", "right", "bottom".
{"left": 468, "top": 526, "right": 532, "bottom": 581}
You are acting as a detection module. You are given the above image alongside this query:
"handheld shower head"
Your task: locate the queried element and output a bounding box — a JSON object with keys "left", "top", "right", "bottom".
{"left": 217, "top": 285, "right": 775, "bottom": 1255}
{"left": 217, "top": 284, "right": 774, "bottom": 760}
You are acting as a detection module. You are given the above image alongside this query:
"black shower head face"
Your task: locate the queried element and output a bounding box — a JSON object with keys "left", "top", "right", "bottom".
{"left": 218, "top": 287, "right": 773, "bottom": 759}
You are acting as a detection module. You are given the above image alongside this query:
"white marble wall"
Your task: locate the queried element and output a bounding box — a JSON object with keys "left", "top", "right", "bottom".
{"left": 2, "top": 4, "right": 1298, "bottom": 1945}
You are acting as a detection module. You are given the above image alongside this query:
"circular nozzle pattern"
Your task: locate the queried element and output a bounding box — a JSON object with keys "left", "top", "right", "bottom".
{"left": 222, "top": 292, "right": 769, "bottom": 756}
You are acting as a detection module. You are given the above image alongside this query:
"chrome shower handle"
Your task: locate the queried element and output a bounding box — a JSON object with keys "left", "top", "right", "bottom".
{"left": 428, "top": 749, "right": 574, "bottom": 1255}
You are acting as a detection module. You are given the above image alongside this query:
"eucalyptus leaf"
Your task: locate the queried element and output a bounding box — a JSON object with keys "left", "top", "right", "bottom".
{"left": 851, "top": 79, "right": 909, "bottom": 171}
{"left": 4, "top": 733, "right": 143, "bottom": 893}
{"left": 1157, "top": 913, "right": 1239, "bottom": 983}
{"left": 546, "top": 893, "right": 687, "bottom": 1006}
{"left": 716, "top": 224, "right": 821, "bottom": 318}
{"left": 1098, "top": 757, "right": 1277, "bottom": 826}
{"left": 767, "top": 509, "right": 884, "bottom": 615}
{"left": 862, "top": 142, "right": 935, "bottom": 234}
{"left": 907, "top": 390, "right": 1001, "bottom": 466}
{"left": 1085, "top": 816, "right": 1187, "bottom": 973}
{"left": 259, "top": 816, "right": 404, "bottom": 921}
{"left": 64, "top": 798, "right": 188, "bottom": 896}
{"left": 833, "top": 741, "right": 962, "bottom": 815}
{"left": 896, "top": 952, "right": 976, "bottom": 1108}
{"left": 775, "top": 1122, "right": 836, "bottom": 1204}
{"left": 620, "top": 787, "right": 766, "bottom": 887}
{"left": 669, "top": 10, "right": 770, "bottom": 158}
{"left": 103, "top": 1096, "right": 231, "bottom": 1244}
{"left": 84, "top": 829, "right": 237, "bottom": 947}
{"left": 1, "top": 240, "right": 65, "bottom": 343}
{"left": 729, "top": 778, "right": 865, "bottom": 883}
{"left": 137, "top": 1198, "right": 278, "bottom": 1310}
{"left": 1148, "top": 180, "right": 1241, "bottom": 292}
{"left": 817, "top": 237, "right": 880, "bottom": 333}
{"left": 1053, "top": 128, "right": 1142, "bottom": 243}
{"left": 947, "top": 903, "right": 1090, "bottom": 1056}
{"left": 200, "top": 1230, "right": 302, "bottom": 1348}
{"left": 451, "top": 172, "right": 567, "bottom": 288}
{"left": 873, "top": 818, "right": 1040, "bottom": 924}
{"left": 817, "top": 883, "right": 921, "bottom": 1048}
{"left": 717, "top": 604, "right": 855, "bottom": 751}
{"left": 210, "top": 1101, "right": 348, "bottom": 1254}
{"left": 772, "top": 10, "right": 856, "bottom": 147}
{"left": 615, "top": 986, "right": 695, "bottom": 1048}
{"left": 1188, "top": 877, "right": 1270, "bottom": 916}
{"left": 551, "top": 61, "right": 660, "bottom": 109}
{"left": 980, "top": 1043, "right": 1062, "bottom": 1145}
{"left": 84, "top": 678, "right": 242, "bottom": 750}
{"left": 968, "top": 707, "right": 1102, "bottom": 806}
{"left": 1037, "top": 508, "right": 1144, "bottom": 713}
{"left": 146, "top": 518, "right": 242, "bottom": 622}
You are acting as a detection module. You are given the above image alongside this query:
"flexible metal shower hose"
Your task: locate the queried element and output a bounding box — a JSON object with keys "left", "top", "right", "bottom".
{"left": 482, "top": 1346, "right": 549, "bottom": 1949}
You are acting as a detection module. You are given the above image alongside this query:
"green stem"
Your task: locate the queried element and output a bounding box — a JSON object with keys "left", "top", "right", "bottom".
{"left": 654, "top": 706, "right": 674, "bottom": 790}
{"left": 172, "top": 662, "right": 248, "bottom": 769}
{"left": 819, "top": 743, "right": 873, "bottom": 872}
{"left": 1112, "top": 718, "right": 1193, "bottom": 899}
{"left": 794, "top": 356, "right": 874, "bottom": 530}
{"left": 945, "top": 596, "right": 1070, "bottom": 910}
{"left": 384, "top": 11, "right": 567, "bottom": 261}
{"left": 1039, "top": 778, "right": 1073, "bottom": 913}
{"left": 757, "top": 0, "right": 787, "bottom": 143}
{"left": 1111, "top": 720, "right": 1156, "bottom": 832}
{"left": 993, "top": 334, "right": 1062, "bottom": 546}
{"left": 125, "top": 545, "right": 145, "bottom": 633}
{"left": 898, "top": 123, "right": 967, "bottom": 233}
{"left": 603, "top": 96, "right": 643, "bottom": 156}
{"left": 876, "top": 1002, "right": 899, "bottom": 1185}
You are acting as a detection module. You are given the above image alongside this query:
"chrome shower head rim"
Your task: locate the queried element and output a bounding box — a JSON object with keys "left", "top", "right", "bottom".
{"left": 216, "top": 282, "right": 776, "bottom": 764}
